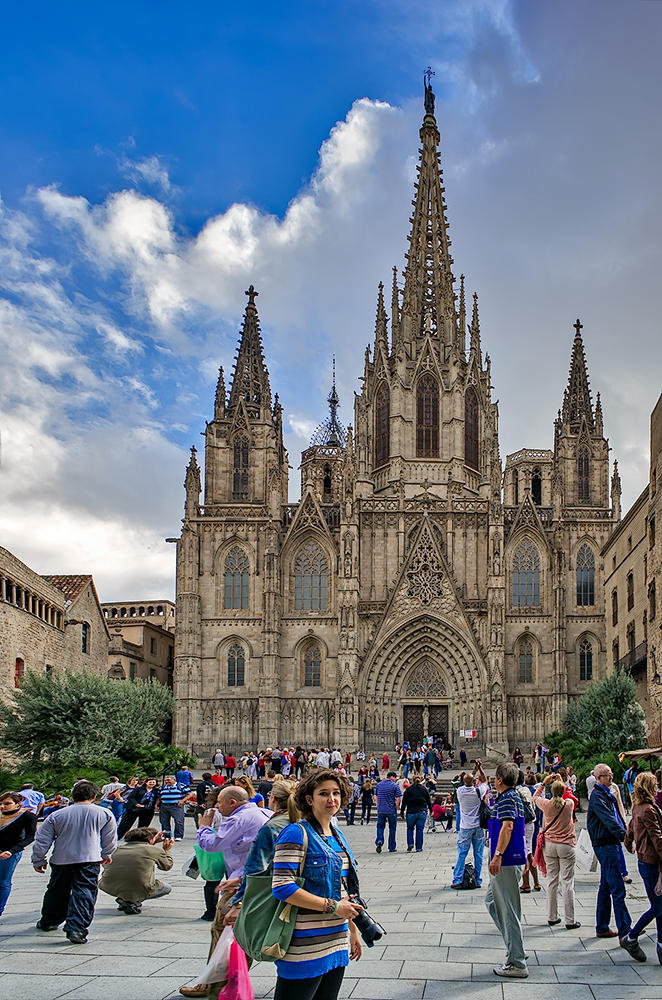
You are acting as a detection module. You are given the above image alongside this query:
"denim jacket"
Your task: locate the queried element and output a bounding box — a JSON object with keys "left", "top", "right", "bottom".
{"left": 285, "top": 820, "right": 359, "bottom": 899}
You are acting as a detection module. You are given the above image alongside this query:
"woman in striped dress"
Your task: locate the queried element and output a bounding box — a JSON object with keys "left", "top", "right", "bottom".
{"left": 272, "top": 769, "right": 363, "bottom": 1000}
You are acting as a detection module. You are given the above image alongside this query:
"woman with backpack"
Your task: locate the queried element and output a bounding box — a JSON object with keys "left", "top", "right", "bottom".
{"left": 533, "top": 774, "right": 580, "bottom": 929}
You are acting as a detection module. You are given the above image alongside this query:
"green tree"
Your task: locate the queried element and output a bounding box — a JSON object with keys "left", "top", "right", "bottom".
{"left": 0, "top": 670, "right": 174, "bottom": 767}
{"left": 562, "top": 669, "right": 646, "bottom": 751}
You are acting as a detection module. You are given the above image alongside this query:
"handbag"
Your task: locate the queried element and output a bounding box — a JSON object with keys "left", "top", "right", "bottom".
{"left": 476, "top": 787, "right": 491, "bottom": 830}
{"left": 233, "top": 824, "right": 308, "bottom": 962}
{"left": 575, "top": 826, "right": 597, "bottom": 873}
{"left": 517, "top": 789, "right": 536, "bottom": 825}
{"left": 194, "top": 843, "right": 226, "bottom": 883}
{"left": 533, "top": 802, "right": 566, "bottom": 877}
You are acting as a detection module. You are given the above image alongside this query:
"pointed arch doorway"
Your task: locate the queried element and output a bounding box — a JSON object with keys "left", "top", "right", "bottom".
{"left": 402, "top": 659, "right": 450, "bottom": 745}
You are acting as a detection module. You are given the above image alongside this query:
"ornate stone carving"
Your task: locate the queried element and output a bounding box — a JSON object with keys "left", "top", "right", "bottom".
{"left": 406, "top": 524, "right": 444, "bottom": 606}
{"left": 404, "top": 659, "right": 447, "bottom": 698}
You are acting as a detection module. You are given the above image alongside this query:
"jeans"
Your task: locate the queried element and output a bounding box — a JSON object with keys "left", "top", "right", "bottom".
{"left": 485, "top": 865, "right": 526, "bottom": 969}
{"left": 344, "top": 801, "right": 356, "bottom": 825}
{"left": 617, "top": 843, "right": 628, "bottom": 877}
{"left": 376, "top": 812, "right": 398, "bottom": 851}
{"left": 40, "top": 861, "right": 101, "bottom": 938}
{"left": 405, "top": 811, "right": 427, "bottom": 851}
{"left": 0, "top": 851, "right": 22, "bottom": 915}
{"left": 159, "top": 803, "right": 185, "bottom": 839}
{"left": 110, "top": 799, "right": 125, "bottom": 822}
{"left": 631, "top": 860, "right": 662, "bottom": 938}
{"left": 452, "top": 826, "right": 485, "bottom": 886}
{"left": 594, "top": 843, "right": 631, "bottom": 936}
{"left": 361, "top": 801, "right": 373, "bottom": 823}
{"left": 544, "top": 841, "right": 576, "bottom": 923}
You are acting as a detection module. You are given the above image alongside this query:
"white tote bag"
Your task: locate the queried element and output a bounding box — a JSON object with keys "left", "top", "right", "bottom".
{"left": 575, "top": 827, "right": 597, "bottom": 873}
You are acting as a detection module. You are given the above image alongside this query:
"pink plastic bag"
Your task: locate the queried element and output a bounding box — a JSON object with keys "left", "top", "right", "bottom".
{"left": 218, "top": 939, "right": 254, "bottom": 1000}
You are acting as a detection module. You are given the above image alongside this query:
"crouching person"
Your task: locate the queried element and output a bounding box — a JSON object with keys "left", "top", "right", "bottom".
{"left": 99, "top": 827, "right": 173, "bottom": 914}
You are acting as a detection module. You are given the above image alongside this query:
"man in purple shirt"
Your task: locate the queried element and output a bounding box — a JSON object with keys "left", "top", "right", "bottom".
{"left": 375, "top": 771, "right": 402, "bottom": 854}
{"left": 180, "top": 785, "right": 271, "bottom": 999}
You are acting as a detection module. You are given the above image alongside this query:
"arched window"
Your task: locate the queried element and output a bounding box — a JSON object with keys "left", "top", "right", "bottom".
{"left": 304, "top": 643, "right": 321, "bottom": 687}
{"left": 518, "top": 638, "right": 533, "bottom": 683}
{"left": 579, "top": 637, "right": 593, "bottom": 681}
{"left": 294, "top": 541, "right": 328, "bottom": 611}
{"left": 512, "top": 539, "right": 541, "bottom": 607}
{"left": 232, "top": 434, "right": 249, "bottom": 499}
{"left": 375, "top": 382, "right": 390, "bottom": 467}
{"left": 227, "top": 643, "right": 245, "bottom": 686}
{"left": 416, "top": 375, "right": 439, "bottom": 458}
{"left": 576, "top": 543, "right": 595, "bottom": 606}
{"left": 464, "top": 389, "right": 479, "bottom": 470}
{"left": 224, "top": 547, "right": 249, "bottom": 610}
{"left": 513, "top": 468, "right": 519, "bottom": 505}
{"left": 531, "top": 468, "right": 542, "bottom": 505}
{"left": 323, "top": 464, "right": 332, "bottom": 497}
{"left": 578, "top": 445, "right": 590, "bottom": 503}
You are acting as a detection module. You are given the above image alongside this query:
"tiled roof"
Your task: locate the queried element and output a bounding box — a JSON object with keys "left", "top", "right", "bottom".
{"left": 41, "top": 575, "right": 92, "bottom": 602}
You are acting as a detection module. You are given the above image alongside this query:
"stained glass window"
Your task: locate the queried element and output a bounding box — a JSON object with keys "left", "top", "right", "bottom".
{"left": 519, "top": 638, "right": 533, "bottom": 683}
{"left": 416, "top": 374, "right": 439, "bottom": 457}
{"left": 294, "top": 542, "right": 328, "bottom": 611}
{"left": 304, "top": 644, "right": 321, "bottom": 686}
{"left": 227, "top": 644, "right": 245, "bottom": 686}
{"left": 576, "top": 543, "right": 595, "bottom": 606}
{"left": 464, "top": 389, "right": 479, "bottom": 469}
{"left": 579, "top": 638, "right": 593, "bottom": 681}
{"left": 233, "top": 435, "right": 249, "bottom": 499}
{"left": 224, "top": 547, "right": 249, "bottom": 610}
{"left": 512, "top": 539, "right": 541, "bottom": 607}
{"left": 578, "top": 445, "right": 590, "bottom": 503}
{"left": 375, "top": 383, "right": 390, "bottom": 467}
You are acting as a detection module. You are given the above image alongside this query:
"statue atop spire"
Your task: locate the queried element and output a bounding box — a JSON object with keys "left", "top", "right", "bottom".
{"left": 424, "top": 66, "right": 435, "bottom": 116}
{"left": 227, "top": 284, "right": 272, "bottom": 418}
{"left": 561, "top": 318, "right": 594, "bottom": 432}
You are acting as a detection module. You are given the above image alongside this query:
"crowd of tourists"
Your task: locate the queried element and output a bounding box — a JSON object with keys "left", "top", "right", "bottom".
{"left": 1, "top": 745, "right": 662, "bottom": 997}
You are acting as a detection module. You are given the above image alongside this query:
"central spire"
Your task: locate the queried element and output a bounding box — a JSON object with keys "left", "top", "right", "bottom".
{"left": 562, "top": 318, "right": 594, "bottom": 432}
{"left": 400, "top": 75, "right": 457, "bottom": 352}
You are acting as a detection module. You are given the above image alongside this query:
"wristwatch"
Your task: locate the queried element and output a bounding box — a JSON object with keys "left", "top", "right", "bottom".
{"left": 495, "top": 850, "right": 503, "bottom": 857}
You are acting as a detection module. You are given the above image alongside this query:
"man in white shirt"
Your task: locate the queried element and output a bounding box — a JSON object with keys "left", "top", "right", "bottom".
{"left": 315, "top": 748, "right": 330, "bottom": 768}
{"left": 330, "top": 748, "right": 342, "bottom": 765}
{"left": 451, "top": 760, "right": 489, "bottom": 888}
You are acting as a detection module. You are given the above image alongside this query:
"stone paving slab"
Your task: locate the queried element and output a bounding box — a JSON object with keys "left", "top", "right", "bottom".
{"left": 2, "top": 811, "right": 659, "bottom": 999}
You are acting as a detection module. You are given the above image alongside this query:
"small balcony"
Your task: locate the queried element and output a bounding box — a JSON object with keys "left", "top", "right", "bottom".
{"left": 617, "top": 641, "right": 648, "bottom": 674}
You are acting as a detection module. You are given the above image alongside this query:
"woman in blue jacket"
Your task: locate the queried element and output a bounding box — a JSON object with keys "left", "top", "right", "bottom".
{"left": 271, "top": 769, "right": 363, "bottom": 1000}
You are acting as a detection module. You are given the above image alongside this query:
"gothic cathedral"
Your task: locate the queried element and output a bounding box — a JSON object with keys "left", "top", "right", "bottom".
{"left": 171, "top": 86, "right": 621, "bottom": 756}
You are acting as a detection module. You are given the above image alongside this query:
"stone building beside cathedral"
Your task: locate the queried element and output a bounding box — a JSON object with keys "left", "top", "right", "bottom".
{"left": 170, "top": 87, "right": 622, "bottom": 756}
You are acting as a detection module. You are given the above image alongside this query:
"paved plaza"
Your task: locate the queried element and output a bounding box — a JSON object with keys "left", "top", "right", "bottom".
{"left": 2, "top": 815, "right": 662, "bottom": 1000}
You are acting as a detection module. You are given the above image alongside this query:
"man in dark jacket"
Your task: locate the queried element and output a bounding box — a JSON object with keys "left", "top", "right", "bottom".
{"left": 587, "top": 763, "right": 644, "bottom": 961}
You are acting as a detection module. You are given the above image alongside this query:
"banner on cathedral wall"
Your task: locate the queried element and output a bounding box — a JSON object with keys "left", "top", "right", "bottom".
{"left": 461, "top": 729, "right": 477, "bottom": 739}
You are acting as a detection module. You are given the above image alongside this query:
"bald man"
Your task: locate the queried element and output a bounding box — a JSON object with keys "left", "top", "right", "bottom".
{"left": 180, "top": 785, "right": 271, "bottom": 998}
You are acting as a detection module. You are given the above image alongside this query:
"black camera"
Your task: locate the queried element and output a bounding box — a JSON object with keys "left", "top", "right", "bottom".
{"left": 352, "top": 895, "right": 386, "bottom": 947}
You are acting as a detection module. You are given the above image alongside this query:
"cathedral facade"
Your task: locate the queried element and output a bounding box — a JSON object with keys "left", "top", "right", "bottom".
{"left": 171, "top": 87, "right": 621, "bottom": 756}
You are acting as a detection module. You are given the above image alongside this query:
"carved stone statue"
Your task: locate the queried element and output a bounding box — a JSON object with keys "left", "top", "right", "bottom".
{"left": 424, "top": 78, "right": 435, "bottom": 116}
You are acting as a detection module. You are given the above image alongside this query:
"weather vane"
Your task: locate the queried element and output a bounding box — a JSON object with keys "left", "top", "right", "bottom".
{"left": 424, "top": 66, "right": 435, "bottom": 87}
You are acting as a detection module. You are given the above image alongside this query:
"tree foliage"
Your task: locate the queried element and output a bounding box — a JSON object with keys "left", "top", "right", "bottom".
{"left": 0, "top": 670, "right": 175, "bottom": 767}
{"left": 544, "top": 670, "right": 648, "bottom": 794}
{"left": 562, "top": 670, "right": 646, "bottom": 752}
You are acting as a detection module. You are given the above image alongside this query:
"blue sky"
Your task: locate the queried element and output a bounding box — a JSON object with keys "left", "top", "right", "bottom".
{"left": 1, "top": 0, "right": 661, "bottom": 598}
